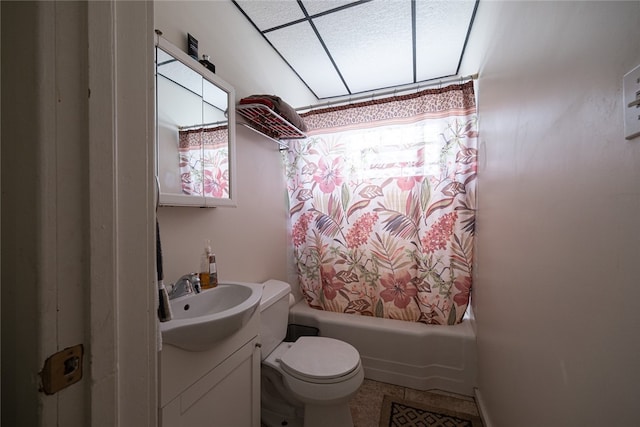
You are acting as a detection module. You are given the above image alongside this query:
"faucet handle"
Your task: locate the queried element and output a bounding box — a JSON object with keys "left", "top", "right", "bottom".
{"left": 191, "top": 273, "right": 202, "bottom": 293}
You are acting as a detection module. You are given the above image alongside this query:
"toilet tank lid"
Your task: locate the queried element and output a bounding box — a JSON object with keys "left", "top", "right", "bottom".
{"left": 260, "top": 280, "right": 291, "bottom": 311}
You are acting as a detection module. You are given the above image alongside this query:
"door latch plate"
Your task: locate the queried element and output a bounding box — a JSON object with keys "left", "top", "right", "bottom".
{"left": 40, "top": 344, "right": 84, "bottom": 395}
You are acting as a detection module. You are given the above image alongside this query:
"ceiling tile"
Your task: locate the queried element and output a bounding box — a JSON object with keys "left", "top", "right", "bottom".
{"left": 266, "top": 22, "right": 348, "bottom": 98}
{"left": 234, "top": 0, "right": 305, "bottom": 31}
{"left": 313, "top": 1, "right": 414, "bottom": 94}
{"left": 415, "top": 0, "right": 476, "bottom": 81}
{"left": 301, "top": 0, "right": 361, "bottom": 16}
{"left": 157, "top": 48, "right": 203, "bottom": 96}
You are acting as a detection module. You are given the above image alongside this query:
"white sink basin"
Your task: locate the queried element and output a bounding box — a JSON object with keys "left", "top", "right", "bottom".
{"left": 160, "top": 281, "right": 263, "bottom": 351}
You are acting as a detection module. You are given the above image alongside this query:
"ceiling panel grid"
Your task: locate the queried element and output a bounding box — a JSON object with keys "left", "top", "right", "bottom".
{"left": 233, "top": 0, "right": 478, "bottom": 100}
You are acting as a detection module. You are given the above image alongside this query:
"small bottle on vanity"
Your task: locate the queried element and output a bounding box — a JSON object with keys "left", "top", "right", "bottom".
{"left": 199, "top": 240, "right": 212, "bottom": 289}
{"left": 208, "top": 250, "right": 218, "bottom": 289}
{"left": 199, "top": 240, "right": 218, "bottom": 289}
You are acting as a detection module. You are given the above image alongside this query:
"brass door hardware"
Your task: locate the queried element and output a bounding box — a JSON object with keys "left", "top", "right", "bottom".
{"left": 40, "top": 344, "right": 83, "bottom": 395}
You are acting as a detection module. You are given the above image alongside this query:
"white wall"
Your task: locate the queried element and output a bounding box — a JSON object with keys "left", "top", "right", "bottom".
{"left": 155, "top": 1, "right": 315, "bottom": 285}
{"left": 473, "top": 2, "right": 640, "bottom": 425}
{"left": 156, "top": 127, "right": 291, "bottom": 284}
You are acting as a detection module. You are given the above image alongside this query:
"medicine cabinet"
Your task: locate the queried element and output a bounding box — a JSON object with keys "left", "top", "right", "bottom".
{"left": 155, "top": 36, "right": 237, "bottom": 207}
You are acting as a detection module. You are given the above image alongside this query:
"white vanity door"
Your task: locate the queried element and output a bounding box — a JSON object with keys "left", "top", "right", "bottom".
{"left": 160, "top": 336, "right": 261, "bottom": 427}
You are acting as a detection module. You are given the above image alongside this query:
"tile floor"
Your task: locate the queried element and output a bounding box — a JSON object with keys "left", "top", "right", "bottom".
{"left": 349, "top": 379, "right": 481, "bottom": 427}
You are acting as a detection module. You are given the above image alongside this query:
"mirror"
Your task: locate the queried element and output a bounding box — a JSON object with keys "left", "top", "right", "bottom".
{"left": 156, "top": 37, "right": 236, "bottom": 207}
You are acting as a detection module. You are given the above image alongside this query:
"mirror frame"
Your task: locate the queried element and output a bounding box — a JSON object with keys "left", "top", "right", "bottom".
{"left": 155, "top": 36, "right": 237, "bottom": 207}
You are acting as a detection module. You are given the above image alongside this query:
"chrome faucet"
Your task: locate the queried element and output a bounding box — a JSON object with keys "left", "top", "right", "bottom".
{"left": 168, "top": 273, "right": 201, "bottom": 299}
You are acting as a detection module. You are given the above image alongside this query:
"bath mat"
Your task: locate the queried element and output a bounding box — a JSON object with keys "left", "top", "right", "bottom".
{"left": 379, "top": 393, "right": 483, "bottom": 427}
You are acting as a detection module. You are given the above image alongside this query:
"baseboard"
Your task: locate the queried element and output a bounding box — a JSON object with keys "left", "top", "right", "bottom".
{"left": 473, "top": 387, "right": 493, "bottom": 427}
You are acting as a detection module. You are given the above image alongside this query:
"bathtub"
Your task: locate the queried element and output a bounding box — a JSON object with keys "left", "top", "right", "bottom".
{"left": 288, "top": 299, "right": 477, "bottom": 396}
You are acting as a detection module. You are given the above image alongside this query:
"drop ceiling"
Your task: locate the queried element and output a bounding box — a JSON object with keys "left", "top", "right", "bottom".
{"left": 232, "top": 0, "right": 479, "bottom": 100}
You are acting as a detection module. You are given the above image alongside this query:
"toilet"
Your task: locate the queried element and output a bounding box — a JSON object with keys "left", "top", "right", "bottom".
{"left": 259, "top": 280, "right": 364, "bottom": 427}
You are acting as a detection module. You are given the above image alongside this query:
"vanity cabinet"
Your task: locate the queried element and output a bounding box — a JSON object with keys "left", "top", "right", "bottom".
{"left": 160, "top": 311, "right": 260, "bottom": 427}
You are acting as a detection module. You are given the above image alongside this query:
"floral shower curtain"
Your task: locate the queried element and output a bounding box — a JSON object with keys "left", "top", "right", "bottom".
{"left": 284, "top": 82, "right": 477, "bottom": 325}
{"left": 178, "top": 126, "right": 229, "bottom": 198}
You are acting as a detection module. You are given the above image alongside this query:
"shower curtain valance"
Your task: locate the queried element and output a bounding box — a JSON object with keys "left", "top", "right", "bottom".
{"left": 301, "top": 82, "right": 476, "bottom": 134}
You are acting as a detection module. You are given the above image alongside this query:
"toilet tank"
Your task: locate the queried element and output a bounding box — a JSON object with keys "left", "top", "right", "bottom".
{"left": 259, "top": 280, "right": 291, "bottom": 359}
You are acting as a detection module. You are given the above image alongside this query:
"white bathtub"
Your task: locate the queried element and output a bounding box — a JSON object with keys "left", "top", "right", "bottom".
{"left": 288, "top": 299, "right": 478, "bottom": 396}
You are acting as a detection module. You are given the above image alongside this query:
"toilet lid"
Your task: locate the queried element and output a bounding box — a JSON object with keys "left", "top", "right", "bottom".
{"left": 280, "top": 336, "right": 360, "bottom": 381}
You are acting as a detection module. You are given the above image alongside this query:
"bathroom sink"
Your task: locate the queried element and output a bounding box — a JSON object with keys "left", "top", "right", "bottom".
{"left": 160, "top": 281, "right": 263, "bottom": 351}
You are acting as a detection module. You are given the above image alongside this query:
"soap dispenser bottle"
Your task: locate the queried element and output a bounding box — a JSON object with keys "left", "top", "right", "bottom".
{"left": 208, "top": 250, "right": 218, "bottom": 289}
{"left": 199, "top": 241, "right": 211, "bottom": 289}
{"left": 199, "top": 240, "right": 218, "bottom": 290}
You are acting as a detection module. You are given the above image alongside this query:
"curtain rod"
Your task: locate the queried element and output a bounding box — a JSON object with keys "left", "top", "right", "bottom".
{"left": 179, "top": 120, "right": 228, "bottom": 131}
{"left": 296, "top": 73, "right": 478, "bottom": 112}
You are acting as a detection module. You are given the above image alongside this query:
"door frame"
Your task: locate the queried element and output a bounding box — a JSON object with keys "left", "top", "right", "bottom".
{"left": 88, "top": 1, "right": 157, "bottom": 425}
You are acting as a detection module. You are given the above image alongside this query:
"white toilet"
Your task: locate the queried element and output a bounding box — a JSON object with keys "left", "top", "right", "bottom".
{"left": 259, "top": 280, "right": 364, "bottom": 427}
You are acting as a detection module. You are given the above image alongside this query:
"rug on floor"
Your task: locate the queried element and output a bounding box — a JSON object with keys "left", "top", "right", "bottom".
{"left": 379, "top": 393, "right": 483, "bottom": 427}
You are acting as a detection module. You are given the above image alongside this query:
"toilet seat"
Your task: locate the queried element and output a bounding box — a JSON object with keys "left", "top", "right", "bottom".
{"left": 279, "top": 337, "right": 361, "bottom": 384}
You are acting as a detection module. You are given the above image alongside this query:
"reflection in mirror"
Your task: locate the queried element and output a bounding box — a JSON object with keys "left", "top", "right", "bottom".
{"left": 156, "top": 37, "right": 236, "bottom": 207}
